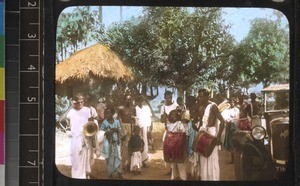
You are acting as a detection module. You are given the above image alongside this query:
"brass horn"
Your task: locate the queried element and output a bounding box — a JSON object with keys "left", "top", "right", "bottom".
{"left": 83, "top": 121, "right": 98, "bottom": 137}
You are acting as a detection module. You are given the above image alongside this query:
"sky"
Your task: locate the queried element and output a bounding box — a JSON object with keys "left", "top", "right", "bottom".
{"left": 61, "top": 6, "right": 289, "bottom": 43}
{"left": 60, "top": 6, "right": 289, "bottom": 97}
{"left": 76, "top": 6, "right": 288, "bottom": 43}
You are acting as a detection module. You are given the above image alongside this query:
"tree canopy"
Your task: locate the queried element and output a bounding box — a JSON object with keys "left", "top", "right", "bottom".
{"left": 234, "top": 18, "right": 289, "bottom": 87}
{"left": 56, "top": 7, "right": 290, "bottom": 98}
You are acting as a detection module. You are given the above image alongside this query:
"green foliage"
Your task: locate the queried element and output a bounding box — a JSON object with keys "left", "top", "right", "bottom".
{"left": 235, "top": 18, "right": 289, "bottom": 87}
{"left": 56, "top": 7, "right": 289, "bottom": 96}
{"left": 56, "top": 7, "right": 105, "bottom": 62}
{"left": 55, "top": 95, "right": 71, "bottom": 120}
{"left": 101, "top": 7, "right": 235, "bottom": 96}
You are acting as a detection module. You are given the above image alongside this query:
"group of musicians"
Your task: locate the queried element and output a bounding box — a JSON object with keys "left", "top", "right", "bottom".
{"left": 160, "top": 89, "right": 225, "bottom": 180}
{"left": 63, "top": 88, "right": 260, "bottom": 180}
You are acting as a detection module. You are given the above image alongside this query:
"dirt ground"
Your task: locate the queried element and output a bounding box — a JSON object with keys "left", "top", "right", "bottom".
{"left": 55, "top": 123, "right": 235, "bottom": 181}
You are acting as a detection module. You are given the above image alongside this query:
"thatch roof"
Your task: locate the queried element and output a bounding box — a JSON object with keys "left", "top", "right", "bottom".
{"left": 56, "top": 43, "right": 133, "bottom": 85}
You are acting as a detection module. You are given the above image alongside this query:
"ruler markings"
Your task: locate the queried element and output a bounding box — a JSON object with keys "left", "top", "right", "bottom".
{"left": 20, "top": 102, "right": 38, "bottom": 105}
{"left": 20, "top": 70, "right": 38, "bottom": 72}
{"left": 6, "top": 44, "right": 19, "bottom": 47}
{"left": 19, "top": 134, "right": 39, "bottom": 137}
{"left": 29, "top": 118, "right": 38, "bottom": 121}
{"left": 19, "top": 71, "right": 38, "bottom": 73}
{"left": 27, "top": 161, "right": 36, "bottom": 166}
{"left": 20, "top": 0, "right": 42, "bottom": 185}
{"left": 5, "top": 11, "right": 20, "bottom": 14}
{"left": 20, "top": 38, "right": 39, "bottom": 41}
{"left": 20, "top": 7, "right": 39, "bottom": 10}
{"left": 19, "top": 166, "right": 38, "bottom": 168}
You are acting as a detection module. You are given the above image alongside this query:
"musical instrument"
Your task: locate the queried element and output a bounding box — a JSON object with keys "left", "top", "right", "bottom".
{"left": 193, "top": 131, "right": 217, "bottom": 158}
{"left": 238, "top": 118, "right": 252, "bottom": 131}
{"left": 163, "top": 131, "right": 186, "bottom": 163}
{"left": 83, "top": 121, "right": 98, "bottom": 137}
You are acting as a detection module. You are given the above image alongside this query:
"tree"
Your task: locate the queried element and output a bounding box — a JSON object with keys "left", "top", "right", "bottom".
{"left": 236, "top": 18, "right": 289, "bottom": 87}
{"left": 101, "top": 7, "right": 235, "bottom": 97}
{"left": 56, "top": 7, "right": 104, "bottom": 62}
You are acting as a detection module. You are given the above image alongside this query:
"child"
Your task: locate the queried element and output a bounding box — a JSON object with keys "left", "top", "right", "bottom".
{"left": 167, "top": 110, "right": 188, "bottom": 180}
{"left": 100, "top": 107, "right": 124, "bottom": 179}
{"left": 128, "top": 125, "right": 145, "bottom": 175}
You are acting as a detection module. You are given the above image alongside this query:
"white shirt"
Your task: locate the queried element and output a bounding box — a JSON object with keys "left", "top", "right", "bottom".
{"left": 67, "top": 106, "right": 94, "bottom": 137}
{"left": 160, "top": 102, "right": 178, "bottom": 115}
{"left": 135, "top": 104, "right": 152, "bottom": 127}
{"left": 221, "top": 106, "right": 239, "bottom": 123}
{"left": 167, "top": 121, "right": 186, "bottom": 133}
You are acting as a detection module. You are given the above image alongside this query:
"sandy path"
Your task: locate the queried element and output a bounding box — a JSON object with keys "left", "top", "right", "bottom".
{"left": 55, "top": 128, "right": 235, "bottom": 181}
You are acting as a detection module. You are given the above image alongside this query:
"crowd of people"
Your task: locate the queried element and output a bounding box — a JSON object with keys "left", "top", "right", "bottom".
{"left": 60, "top": 88, "right": 262, "bottom": 180}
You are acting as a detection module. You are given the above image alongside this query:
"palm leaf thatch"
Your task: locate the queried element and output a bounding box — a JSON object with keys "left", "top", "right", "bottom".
{"left": 56, "top": 43, "right": 133, "bottom": 86}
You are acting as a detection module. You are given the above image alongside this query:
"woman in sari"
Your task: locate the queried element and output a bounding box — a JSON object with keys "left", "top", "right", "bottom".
{"left": 100, "top": 107, "right": 124, "bottom": 179}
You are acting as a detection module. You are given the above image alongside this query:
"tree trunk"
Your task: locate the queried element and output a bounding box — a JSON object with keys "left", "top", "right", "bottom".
{"left": 177, "top": 85, "right": 184, "bottom": 99}
{"left": 186, "top": 87, "right": 192, "bottom": 97}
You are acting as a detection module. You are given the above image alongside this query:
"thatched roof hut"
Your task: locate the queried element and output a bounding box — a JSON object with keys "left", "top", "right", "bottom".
{"left": 56, "top": 43, "right": 133, "bottom": 85}
{"left": 56, "top": 44, "right": 133, "bottom": 98}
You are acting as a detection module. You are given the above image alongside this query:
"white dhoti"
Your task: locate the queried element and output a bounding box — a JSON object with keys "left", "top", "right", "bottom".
{"left": 199, "top": 127, "right": 220, "bottom": 181}
{"left": 189, "top": 152, "right": 200, "bottom": 179}
{"left": 130, "top": 151, "right": 142, "bottom": 172}
{"left": 71, "top": 135, "right": 89, "bottom": 179}
{"left": 171, "top": 160, "right": 187, "bottom": 180}
{"left": 140, "top": 126, "right": 149, "bottom": 162}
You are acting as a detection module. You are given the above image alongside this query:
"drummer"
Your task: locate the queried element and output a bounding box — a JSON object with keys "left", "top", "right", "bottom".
{"left": 160, "top": 90, "right": 178, "bottom": 128}
{"left": 166, "top": 110, "right": 188, "bottom": 180}
{"left": 160, "top": 90, "right": 178, "bottom": 174}
{"left": 197, "top": 89, "right": 225, "bottom": 181}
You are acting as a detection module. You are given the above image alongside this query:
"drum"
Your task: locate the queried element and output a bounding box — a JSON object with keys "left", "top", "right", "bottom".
{"left": 238, "top": 118, "right": 251, "bottom": 131}
{"left": 193, "top": 131, "right": 217, "bottom": 158}
{"left": 163, "top": 131, "right": 186, "bottom": 163}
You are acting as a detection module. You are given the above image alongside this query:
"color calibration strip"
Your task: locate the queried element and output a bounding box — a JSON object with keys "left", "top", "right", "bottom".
{"left": 0, "top": 0, "right": 5, "bottom": 185}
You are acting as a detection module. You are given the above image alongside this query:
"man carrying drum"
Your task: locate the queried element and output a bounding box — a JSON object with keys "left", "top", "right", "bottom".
{"left": 197, "top": 89, "right": 225, "bottom": 181}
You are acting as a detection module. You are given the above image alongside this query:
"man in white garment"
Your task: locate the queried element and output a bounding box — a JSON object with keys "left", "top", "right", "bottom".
{"left": 160, "top": 90, "right": 179, "bottom": 128}
{"left": 135, "top": 96, "right": 152, "bottom": 167}
{"left": 66, "top": 94, "right": 98, "bottom": 179}
{"left": 166, "top": 110, "right": 188, "bottom": 180}
{"left": 221, "top": 98, "right": 239, "bottom": 163}
{"left": 160, "top": 90, "right": 178, "bottom": 174}
{"left": 197, "top": 89, "right": 225, "bottom": 181}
